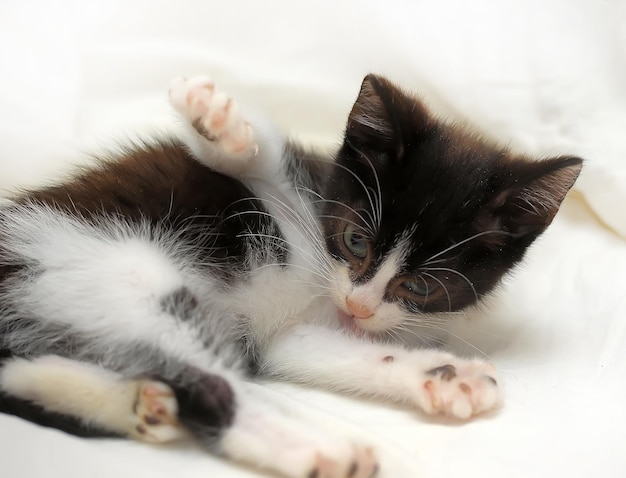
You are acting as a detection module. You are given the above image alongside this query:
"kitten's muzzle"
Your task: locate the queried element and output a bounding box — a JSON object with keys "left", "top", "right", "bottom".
{"left": 346, "top": 297, "right": 374, "bottom": 319}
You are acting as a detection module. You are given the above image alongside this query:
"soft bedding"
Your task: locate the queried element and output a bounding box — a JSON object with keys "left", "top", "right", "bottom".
{"left": 1, "top": 1, "right": 625, "bottom": 477}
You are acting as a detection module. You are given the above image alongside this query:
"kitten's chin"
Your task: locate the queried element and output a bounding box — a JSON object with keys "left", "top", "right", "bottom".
{"left": 337, "top": 309, "right": 356, "bottom": 329}
{"left": 336, "top": 309, "right": 373, "bottom": 338}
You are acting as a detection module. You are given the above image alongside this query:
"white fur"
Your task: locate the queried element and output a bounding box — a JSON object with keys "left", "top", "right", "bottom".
{"left": 331, "top": 235, "right": 415, "bottom": 333}
{"left": 0, "top": 205, "right": 232, "bottom": 371}
{"left": 260, "top": 324, "right": 500, "bottom": 419}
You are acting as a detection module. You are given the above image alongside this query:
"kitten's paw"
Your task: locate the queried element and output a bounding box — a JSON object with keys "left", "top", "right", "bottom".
{"left": 169, "top": 76, "right": 257, "bottom": 159}
{"left": 416, "top": 359, "right": 501, "bottom": 419}
{"left": 222, "top": 405, "right": 378, "bottom": 478}
{"left": 129, "top": 380, "right": 184, "bottom": 443}
{"left": 271, "top": 442, "right": 378, "bottom": 478}
{"left": 297, "top": 443, "right": 377, "bottom": 478}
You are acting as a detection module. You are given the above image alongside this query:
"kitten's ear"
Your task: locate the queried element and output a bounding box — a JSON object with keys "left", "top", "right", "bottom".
{"left": 347, "top": 75, "right": 395, "bottom": 147}
{"left": 476, "top": 156, "right": 583, "bottom": 246}
{"left": 345, "top": 74, "right": 429, "bottom": 157}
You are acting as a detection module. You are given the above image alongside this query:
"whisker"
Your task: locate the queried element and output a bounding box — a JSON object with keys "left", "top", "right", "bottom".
{"left": 236, "top": 229, "right": 334, "bottom": 282}
{"left": 312, "top": 200, "right": 375, "bottom": 236}
{"left": 317, "top": 215, "right": 374, "bottom": 237}
{"left": 259, "top": 193, "right": 335, "bottom": 275}
{"left": 225, "top": 200, "right": 333, "bottom": 278}
{"left": 385, "top": 326, "right": 408, "bottom": 346}
{"left": 390, "top": 323, "right": 431, "bottom": 347}
{"left": 421, "top": 257, "right": 457, "bottom": 267}
{"left": 296, "top": 185, "right": 377, "bottom": 236}
{"left": 345, "top": 138, "right": 382, "bottom": 228}
{"left": 294, "top": 185, "right": 325, "bottom": 201}
{"left": 253, "top": 262, "right": 331, "bottom": 281}
{"left": 397, "top": 317, "right": 490, "bottom": 358}
{"left": 442, "top": 329, "right": 490, "bottom": 358}
{"left": 423, "top": 230, "right": 512, "bottom": 264}
{"left": 422, "top": 267, "right": 479, "bottom": 302}
{"left": 324, "top": 156, "right": 380, "bottom": 232}
{"left": 421, "top": 272, "right": 452, "bottom": 312}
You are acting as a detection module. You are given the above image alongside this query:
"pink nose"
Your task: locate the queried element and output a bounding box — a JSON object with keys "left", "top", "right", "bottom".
{"left": 346, "top": 297, "right": 374, "bottom": 319}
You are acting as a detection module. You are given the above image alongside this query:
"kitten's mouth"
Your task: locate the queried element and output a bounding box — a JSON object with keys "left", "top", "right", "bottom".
{"left": 337, "top": 309, "right": 368, "bottom": 337}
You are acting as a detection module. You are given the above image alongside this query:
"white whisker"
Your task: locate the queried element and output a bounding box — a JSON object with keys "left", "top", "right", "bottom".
{"left": 326, "top": 156, "right": 381, "bottom": 232}
{"left": 421, "top": 272, "right": 452, "bottom": 312}
{"left": 344, "top": 138, "right": 382, "bottom": 228}
{"left": 422, "top": 230, "right": 512, "bottom": 264}
{"left": 398, "top": 317, "right": 490, "bottom": 358}
{"left": 422, "top": 267, "right": 479, "bottom": 302}
{"left": 390, "top": 323, "right": 432, "bottom": 347}
{"left": 312, "top": 200, "right": 375, "bottom": 237}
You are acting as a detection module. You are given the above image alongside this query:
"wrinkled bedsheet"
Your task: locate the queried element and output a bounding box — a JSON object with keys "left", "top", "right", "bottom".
{"left": 1, "top": 1, "right": 625, "bottom": 477}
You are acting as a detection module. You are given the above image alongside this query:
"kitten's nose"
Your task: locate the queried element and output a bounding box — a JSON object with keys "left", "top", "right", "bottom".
{"left": 346, "top": 297, "right": 374, "bottom": 319}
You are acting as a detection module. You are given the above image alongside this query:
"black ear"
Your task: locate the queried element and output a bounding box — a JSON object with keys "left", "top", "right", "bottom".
{"left": 347, "top": 74, "right": 396, "bottom": 148}
{"left": 475, "top": 156, "right": 583, "bottom": 246}
{"left": 345, "top": 74, "right": 430, "bottom": 157}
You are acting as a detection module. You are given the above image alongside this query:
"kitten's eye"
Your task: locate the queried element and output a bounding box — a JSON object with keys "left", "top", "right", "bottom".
{"left": 402, "top": 280, "right": 431, "bottom": 296}
{"left": 343, "top": 224, "right": 369, "bottom": 258}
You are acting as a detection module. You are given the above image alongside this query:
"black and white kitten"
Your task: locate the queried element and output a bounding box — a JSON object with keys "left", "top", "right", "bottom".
{"left": 0, "top": 74, "right": 581, "bottom": 477}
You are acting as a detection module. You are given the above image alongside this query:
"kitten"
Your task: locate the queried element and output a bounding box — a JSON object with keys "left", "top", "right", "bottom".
{"left": 0, "top": 74, "right": 581, "bottom": 478}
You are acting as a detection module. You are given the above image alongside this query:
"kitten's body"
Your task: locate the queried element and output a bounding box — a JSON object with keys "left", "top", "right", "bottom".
{"left": 0, "top": 75, "right": 581, "bottom": 477}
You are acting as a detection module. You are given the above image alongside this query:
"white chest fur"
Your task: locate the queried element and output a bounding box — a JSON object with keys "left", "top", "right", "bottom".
{"left": 233, "top": 178, "right": 340, "bottom": 343}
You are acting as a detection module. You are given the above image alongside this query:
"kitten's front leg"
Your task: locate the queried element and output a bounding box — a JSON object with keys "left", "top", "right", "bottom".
{"left": 262, "top": 325, "right": 501, "bottom": 420}
{"left": 169, "top": 76, "right": 284, "bottom": 180}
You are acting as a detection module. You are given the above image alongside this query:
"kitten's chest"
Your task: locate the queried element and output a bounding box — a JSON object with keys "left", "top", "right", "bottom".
{"left": 228, "top": 182, "right": 337, "bottom": 339}
{"left": 232, "top": 265, "right": 335, "bottom": 338}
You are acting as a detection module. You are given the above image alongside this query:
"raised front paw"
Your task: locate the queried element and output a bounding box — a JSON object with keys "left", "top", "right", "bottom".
{"left": 416, "top": 358, "right": 501, "bottom": 419}
{"left": 129, "top": 380, "right": 185, "bottom": 443}
{"left": 169, "top": 75, "right": 257, "bottom": 157}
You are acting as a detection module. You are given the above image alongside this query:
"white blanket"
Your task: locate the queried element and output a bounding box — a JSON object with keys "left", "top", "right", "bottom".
{"left": 1, "top": 1, "right": 625, "bottom": 477}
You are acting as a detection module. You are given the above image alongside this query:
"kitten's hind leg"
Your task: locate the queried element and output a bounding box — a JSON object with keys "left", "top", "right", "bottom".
{"left": 169, "top": 367, "right": 378, "bottom": 477}
{"left": 1, "top": 356, "right": 379, "bottom": 477}
{"left": 0, "top": 355, "right": 185, "bottom": 443}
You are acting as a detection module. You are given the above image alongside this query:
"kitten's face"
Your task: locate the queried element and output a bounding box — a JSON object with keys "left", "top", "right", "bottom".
{"left": 321, "top": 75, "right": 582, "bottom": 337}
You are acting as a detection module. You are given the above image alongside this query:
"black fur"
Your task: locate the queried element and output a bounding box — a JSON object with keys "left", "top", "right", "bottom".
{"left": 166, "top": 368, "right": 236, "bottom": 447}
{"left": 322, "top": 74, "right": 582, "bottom": 313}
{"left": 160, "top": 286, "right": 199, "bottom": 321}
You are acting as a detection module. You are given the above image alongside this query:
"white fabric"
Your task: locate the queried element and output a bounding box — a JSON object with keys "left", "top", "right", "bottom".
{"left": 1, "top": 1, "right": 625, "bottom": 477}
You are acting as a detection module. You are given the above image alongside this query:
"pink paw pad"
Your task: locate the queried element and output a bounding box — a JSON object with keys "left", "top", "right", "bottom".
{"left": 168, "top": 75, "right": 256, "bottom": 156}
{"left": 307, "top": 446, "right": 378, "bottom": 478}
{"left": 422, "top": 361, "right": 501, "bottom": 419}
{"left": 131, "top": 380, "right": 184, "bottom": 443}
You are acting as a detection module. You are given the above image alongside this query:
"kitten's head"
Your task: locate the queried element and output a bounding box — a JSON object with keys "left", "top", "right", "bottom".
{"left": 321, "top": 74, "right": 582, "bottom": 338}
